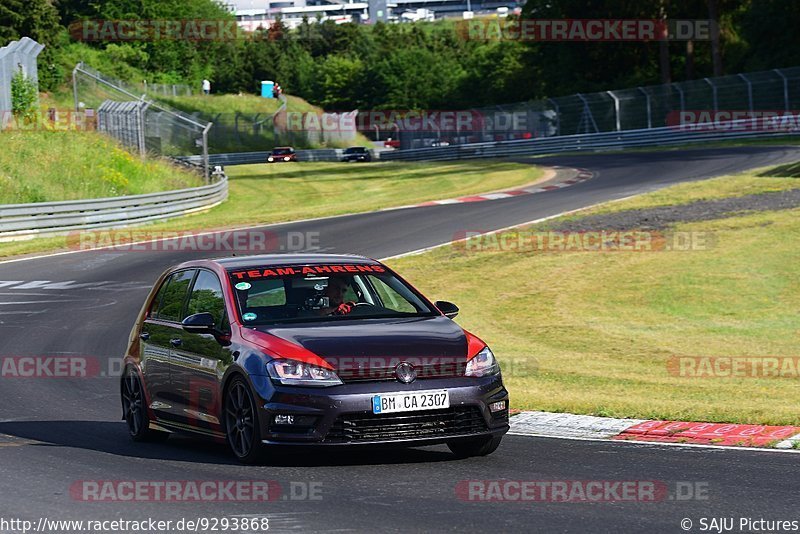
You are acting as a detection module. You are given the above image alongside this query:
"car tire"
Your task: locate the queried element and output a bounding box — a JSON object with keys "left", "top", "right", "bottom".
{"left": 447, "top": 435, "right": 502, "bottom": 458}
{"left": 224, "top": 376, "right": 265, "bottom": 465}
{"left": 121, "top": 367, "right": 169, "bottom": 443}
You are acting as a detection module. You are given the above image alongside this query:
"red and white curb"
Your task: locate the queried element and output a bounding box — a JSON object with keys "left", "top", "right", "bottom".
{"left": 387, "top": 166, "right": 594, "bottom": 211}
{"left": 510, "top": 411, "right": 800, "bottom": 451}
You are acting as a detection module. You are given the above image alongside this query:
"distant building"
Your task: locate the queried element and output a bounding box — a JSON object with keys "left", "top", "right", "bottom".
{"left": 231, "top": 0, "right": 523, "bottom": 27}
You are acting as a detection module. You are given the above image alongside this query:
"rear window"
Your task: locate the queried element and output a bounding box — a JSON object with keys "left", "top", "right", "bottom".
{"left": 272, "top": 148, "right": 294, "bottom": 155}
{"left": 228, "top": 264, "right": 435, "bottom": 325}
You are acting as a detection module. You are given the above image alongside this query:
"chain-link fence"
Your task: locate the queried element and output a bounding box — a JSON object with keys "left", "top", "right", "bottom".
{"left": 72, "top": 62, "right": 211, "bottom": 180}
{"left": 398, "top": 66, "right": 800, "bottom": 149}
{"left": 139, "top": 81, "right": 193, "bottom": 97}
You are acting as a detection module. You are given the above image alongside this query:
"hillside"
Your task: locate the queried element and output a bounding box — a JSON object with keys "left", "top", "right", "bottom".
{"left": 0, "top": 131, "right": 203, "bottom": 204}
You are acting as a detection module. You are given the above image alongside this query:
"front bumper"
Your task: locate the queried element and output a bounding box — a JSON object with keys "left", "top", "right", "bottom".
{"left": 250, "top": 374, "right": 509, "bottom": 446}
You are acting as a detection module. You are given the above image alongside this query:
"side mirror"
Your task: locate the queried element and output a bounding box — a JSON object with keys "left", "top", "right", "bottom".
{"left": 182, "top": 312, "right": 216, "bottom": 334}
{"left": 435, "top": 300, "right": 459, "bottom": 319}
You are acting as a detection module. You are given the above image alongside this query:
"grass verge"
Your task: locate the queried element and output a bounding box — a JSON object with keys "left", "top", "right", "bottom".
{"left": 0, "top": 131, "right": 202, "bottom": 204}
{"left": 0, "top": 159, "right": 544, "bottom": 259}
{"left": 387, "top": 165, "right": 800, "bottom": 425}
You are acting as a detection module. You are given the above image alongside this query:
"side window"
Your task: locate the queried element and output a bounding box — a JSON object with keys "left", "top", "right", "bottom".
{"left": 186, "top": 270, "right": 226, "bottom": 328}
{"left": 148, "top": 278, "right": 170, "bottom": 318}
{"left": 369, "top": 276, "right": 417, "bottom": 313}
{"left": 156, "top": 270, "right": 196, "bottom": 322}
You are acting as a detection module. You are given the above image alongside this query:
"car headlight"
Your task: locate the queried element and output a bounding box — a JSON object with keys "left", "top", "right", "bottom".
{"left": 266, "top": 359, "right": 342, "bottom": 387}
{"left": 465, "top": 346, "right": 500, "bottom": 377}
{"left": 267, "top": 157, "right": 274, "bottom": 162}
{"left": 283, "top": 156, "right": 290, "bottom": 161}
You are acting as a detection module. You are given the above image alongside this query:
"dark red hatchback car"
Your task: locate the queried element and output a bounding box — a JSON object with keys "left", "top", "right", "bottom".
{"left": 121, "top": 254, "right": 509, "bottom": 463}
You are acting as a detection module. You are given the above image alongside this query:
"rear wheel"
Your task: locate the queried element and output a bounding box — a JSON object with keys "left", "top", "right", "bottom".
{"left": 121, "top": 367, "right": 168, "bottom": 442}
{"left": 224, "top": 376, "right": 265, "bottom": 464}
{"left": 447, "top": 435, "right": 502, "bottom": 458}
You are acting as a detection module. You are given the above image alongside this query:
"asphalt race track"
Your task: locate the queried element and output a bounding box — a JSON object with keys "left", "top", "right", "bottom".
{"left": 1, "top": 146, "right": 799, "bottom": 533}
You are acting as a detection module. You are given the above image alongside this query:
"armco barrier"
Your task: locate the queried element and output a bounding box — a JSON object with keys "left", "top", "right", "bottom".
{"left": 0, "top": 170, "right": 228, "bottom": 241}
{"left": 175, "top": 148, "right": 343, "bottom": 166}
{"left": 380, "top": 122, "right": 800, "bottom": 162}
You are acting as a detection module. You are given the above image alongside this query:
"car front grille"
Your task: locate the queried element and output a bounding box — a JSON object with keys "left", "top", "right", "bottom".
{"left": 324, "top": 406, "right": 488, "bottom": 443}
{"left": 336, "top": 363, "right": 466, "bottom": 383}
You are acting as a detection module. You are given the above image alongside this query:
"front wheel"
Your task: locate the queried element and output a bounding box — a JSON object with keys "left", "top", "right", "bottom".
{"left": 121, "top": 367, "right": 168, "bottom": 442}
{"left": 224, "top": 376, "right": 265, "bottom": 464}
{"left": 447, "top": 435, "right": 502, "bottom": 458}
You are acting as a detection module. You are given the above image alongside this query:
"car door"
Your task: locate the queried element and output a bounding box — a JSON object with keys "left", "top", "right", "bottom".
{"left": 169, "top": 269, "right": 233, "bottom": 433}
{"left": 139, "top": 269, "right": 196, "bottom": 422}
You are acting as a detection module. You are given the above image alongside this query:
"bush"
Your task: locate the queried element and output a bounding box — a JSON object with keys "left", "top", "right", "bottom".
{"left": 11, "top": 70, "right": 39, "bottom": 123}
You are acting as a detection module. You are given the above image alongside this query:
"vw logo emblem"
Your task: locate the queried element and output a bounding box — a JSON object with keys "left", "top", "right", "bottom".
{"left": 395, "top": 362, "right": 417, "bottom": 384}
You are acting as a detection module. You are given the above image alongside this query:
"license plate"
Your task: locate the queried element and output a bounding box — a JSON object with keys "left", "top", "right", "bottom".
{"left": 372, "top": 390, "right": 450, "bottom": 414}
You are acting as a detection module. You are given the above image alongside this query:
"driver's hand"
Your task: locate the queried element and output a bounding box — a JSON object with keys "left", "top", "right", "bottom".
{"left": 331, "top": 301, "right": 356, "bottom": 315}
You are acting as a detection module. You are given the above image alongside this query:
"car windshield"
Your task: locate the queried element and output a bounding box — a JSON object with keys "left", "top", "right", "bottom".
{"left": 228, "top": 264, "right": 436, "bottom": 325}
{"left": 272, "top": 148, "right": 293, "bottom": 155}
{"left": 345, "top": 147, "right": 366, "bottom": 154}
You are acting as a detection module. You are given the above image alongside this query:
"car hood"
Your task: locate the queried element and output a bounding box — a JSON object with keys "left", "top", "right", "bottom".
{"left": 253, "top": 316, "right": 468, "bottom": 363}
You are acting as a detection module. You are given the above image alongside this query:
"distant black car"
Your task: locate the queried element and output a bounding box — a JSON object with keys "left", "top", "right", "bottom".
{"left": 341, "top": 146, "right": 372, "bottom": 162}
{"left": 267, "top": 147, "right": 296, "bottom": 163}
{"left": 121, "top": 254, "right": 509, "bottom": 463}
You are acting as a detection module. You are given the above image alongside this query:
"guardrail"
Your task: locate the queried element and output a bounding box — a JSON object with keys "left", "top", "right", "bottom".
{"left": 0, "top": 169, "right": 228, "bottom": 241}
{"left": 175, "top": 148, "right": 343, "bottom": 166}
{"left": 380, "top": 123, "right": 800, "bottom": 161}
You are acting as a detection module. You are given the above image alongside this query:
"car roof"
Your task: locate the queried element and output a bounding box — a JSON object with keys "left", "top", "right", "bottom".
{"left": 206, "top": 253, "right": 380, "bottom": 270}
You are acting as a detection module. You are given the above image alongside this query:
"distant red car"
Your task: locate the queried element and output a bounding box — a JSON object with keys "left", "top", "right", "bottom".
{"left": 267, "top": 147, "right": 296, "bottom": 163}
{"left": 383, "top": 139, "right": 400, "bottom": 149}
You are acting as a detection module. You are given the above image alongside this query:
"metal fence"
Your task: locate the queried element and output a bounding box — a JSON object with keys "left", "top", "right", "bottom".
{"left": 0, "top": 167, "right": 228, "bottom": 241}
{"left": 176, "top": 96, "right": 358, "bottom": 153}
{"left": 175, "top": 148, "right": 346, "bottom": 166}
{"left": 382, "top": 120, "right": 800, "bottom": 162}
{"left": 0, "top": 37, "right": 45, "bottom": 113}
{"left": 398, "top": 66, "right": 800, "bottom": 149}
{"left": 72, "top": 62, "right": 212, "bottom": 180}
{"left": 139, "top": 81, "right": 193, "bottom": 97}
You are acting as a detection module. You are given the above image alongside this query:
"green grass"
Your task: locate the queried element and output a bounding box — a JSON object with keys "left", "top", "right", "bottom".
{"left": 0, "top": 159, "right": 544, "bottom": 258}
{"left": 550, "top": 165, "right": 800, "bottom": 222}
{"left": 159, "top": 93, "right": 322, "bottom": 116}
{"left": 387, "top": 165, "right": 800, "bottom": 425}
{"left": 158, "top": 94, "right": 282, "bottom": 116}
{"left": 157, "top": 93, "right": 372, "bottom": 151}
{"left": 0, "top": 131, "right": 202, "bottom": 204}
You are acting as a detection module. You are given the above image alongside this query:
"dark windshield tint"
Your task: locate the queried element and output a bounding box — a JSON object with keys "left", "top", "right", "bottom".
{"left": 345, "top": 147, "right": 366, "bottom": 154}
{"left": 228, "top": 264, "right": 435, "bottom": 325}
{"left": 272, "top": 148, "right": 293, "bottom": 155}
